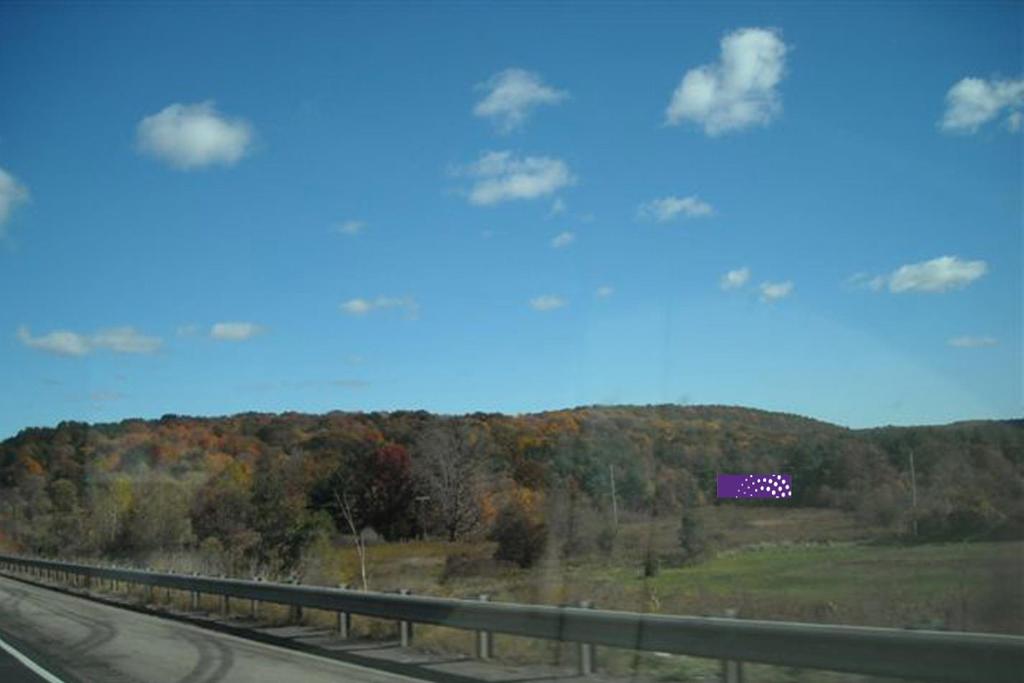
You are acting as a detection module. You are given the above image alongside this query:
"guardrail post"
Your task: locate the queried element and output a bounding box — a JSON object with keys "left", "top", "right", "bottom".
{"left": 288, "top": 577, "right": 303, "bottom": 624}
{"left": 250, "top": 577, "right": 260, "bottom": 619}
{"left": 721, "top": 609, "right": 744, "bottom": 683}
{"left": 399, "top": 589, "right": 413, "bottom": 647}
{"left": 578, "top": 600, "right": 595, "bottom": 676}
{"left": 336, "top": 584, "right": 351, "bottom": 639}
{"left": 476, "top": 594, "right": 494, "bottom": 659}
{"left": 191, "top": 572, "right": 200, "bottom": 611}
{"left": 220, "top": 576, "right": 229, "bottom": 616}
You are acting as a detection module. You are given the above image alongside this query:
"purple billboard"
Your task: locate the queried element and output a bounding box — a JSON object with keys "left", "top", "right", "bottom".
{"left": 717, "top": 474, "right": 792, "bottom": 499}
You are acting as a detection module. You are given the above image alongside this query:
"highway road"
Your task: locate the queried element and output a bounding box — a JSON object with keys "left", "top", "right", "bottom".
{"left": 0, "top": 575, "right": 424, "bottom": 683}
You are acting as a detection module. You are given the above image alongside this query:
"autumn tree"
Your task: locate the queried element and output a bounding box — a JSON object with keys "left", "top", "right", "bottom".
{"left": 84, "top": 476, "right": 134, "bottom": 553}
{"left": 250, "top": 451, "right": 315, "bottom": 573}
{"left": 191, "top": 462, "right": 258, "bottom": 572}
{"left": 413, "top": 419, "right": 489, "bottom": 541}
{"left": 126, "top": 478, "right": 193, "bottom": 553}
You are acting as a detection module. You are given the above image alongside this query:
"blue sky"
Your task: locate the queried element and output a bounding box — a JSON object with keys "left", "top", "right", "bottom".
{"left": 1, "top": 2, "right": 1020, "bottom": 437}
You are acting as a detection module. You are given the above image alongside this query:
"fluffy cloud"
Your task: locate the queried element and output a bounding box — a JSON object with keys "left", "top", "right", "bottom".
{"left": 530, "top": 294, "right": 566, "bottom": 311}
{"left": 888, "top": 256, "right": 987, "bottom": 293}
{"left": 92, "top": 327, "right": 163, "bottom": 353}
{"left": 595, "top": 285, "right": 614, "bottom": 298}
{"left": 334, "top": 220, "right": 365, "bottom": 236}
{"left": 17, "top": 326, "right": 91, "bottom": 356}
{"left": 720, "top": 267, "right": 751, "bottom": 290}
{"left": 665, "top": 27, "right": 788, "bottom": 135}
{"left": 137, "top": 101, "right": 253, "bottom": 169}
{"left": 0, "top": 166, "right": 29, "bottom": 235}
{"left": 759, "top": 280, "right": 793, "bottom": 302}
{"left": 638, "top": 195, "right": 713, "bottom": 222}
{"left": 458, "top": 151, "right": 575, "bottom": 205}
{"left": 210, "top": 322, "right": 263, "bottom": 341}
{"left": 473, "top": 68, "right": 568, "bottom": 133}
{"left": 340, "top": 296, "right": 419, "bottom": 318}
{"left": 948, "top": 336, "right": 998, "bottom": 348}
{"left": 940, "top": 77, "right": 1024, "bottom": 134}
{"left": 548, "top": 198, "right": 567, "bottom": 217}
{"left": 17, "top": 325, "right": 162, "bottom": 356}
{"left": 851, "top": 256, "right": 988, "bottom": 294}
{"left": 551, "top": 231, "right": 575, "bottom": 248}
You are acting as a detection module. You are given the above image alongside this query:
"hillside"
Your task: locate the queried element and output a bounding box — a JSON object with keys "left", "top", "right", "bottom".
{"left": 1, "top": 405, "right": 1021, "bottom": 570}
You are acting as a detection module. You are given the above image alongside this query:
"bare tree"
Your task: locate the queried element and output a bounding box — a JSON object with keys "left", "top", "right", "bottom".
{"left": 413, "top": 419, "right": 488, "bottom": 541}
{"left": 333, "top": 490, "right": 369, "bottom": 591}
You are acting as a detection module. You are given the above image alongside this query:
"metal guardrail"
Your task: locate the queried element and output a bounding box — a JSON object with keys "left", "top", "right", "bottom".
{"left": 1, "top": 553, "right": 1022, "bottom": 682}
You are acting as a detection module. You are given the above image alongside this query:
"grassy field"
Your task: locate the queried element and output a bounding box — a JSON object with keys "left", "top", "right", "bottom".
{"left": 284, "top": 506, "right": 1020, "bottom": 679}
{"left": 321, "top": 507, "right": 1019, "bottom": 632}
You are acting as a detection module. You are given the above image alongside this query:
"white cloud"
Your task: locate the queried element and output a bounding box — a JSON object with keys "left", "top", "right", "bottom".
{"left": 638, "top": 195, "right": 714, "bottom": 222}
{"left": 720, "top": 267, "right": 751, "bottom": 290}
{"left": 665, "top": 27, "right": 788, "bottom": 135}
{"left": 940, "top": 77, "right": 1024, "bottom": 134}
{"left": 341, "top": 299, "right": 372, "bottom": 315}
{"left": 457, "top": 151, "right": 575, "bottom": 205}
{"left": 530, "top": 294, "right": 566, "bottom": 311}
{"left": 595, "top": 285, "right": 614, "bottom": 298}
{"left": 92, "top": 327, "right": 162, "bottom": 354}
{"left": 548, "top": 197, "right": 567, "bottom": 217}
{"left": 0, "top": 166, "right": 29, "bottom": 235}
{"left": 340, "top": 296, "right": 419, "bottom": 318}
{"left": 888, "top": 256, "right": 987, "bottom": 293}
{"left": 176, "top": 324, "right": 199, "bottom": 337}
{"left": 17, "top": 325, "right": 162, "bottom": 356}
{"left": 473, "top": 68, "right": 568, "bottom": 133}
{"left": 210, "top": 322, "right": 263, "bottom": 341}
{"left": 551, "top": 231, "right": 575, "bottom": 248}
{"left": 17, "top": 326, "right": 91, "bottom": 356}
{"left": 334, "top": 220, "right": 365, "bottom": 236}
{"left": 851, "top": 256, "right": 988, "bottom": 294}
{"left": 759, "top": 280, "right": 793, "bottom": 302}
{"left": 948, "top": 336, "right": 998, "bottom": 348}
{"left": 137, "top": 101, "right": 253, "bottom": 169}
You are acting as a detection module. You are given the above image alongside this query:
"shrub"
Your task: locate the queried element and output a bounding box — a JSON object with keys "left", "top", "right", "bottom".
{"left": 490, "top": 503, "right": 547, "bottom": 569}
{"left": 678, "top": 507, "right": 709, "bottom": 564}
{"left": 596, "top": 525, "right": 617, "bottom": 554}
{"left": 642, "top": 549, "right": 660, "bottom": 577}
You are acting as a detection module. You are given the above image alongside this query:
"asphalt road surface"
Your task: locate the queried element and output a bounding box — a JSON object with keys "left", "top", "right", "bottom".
{"left": 0, "top": 575, "right": 424, "bottom": 683}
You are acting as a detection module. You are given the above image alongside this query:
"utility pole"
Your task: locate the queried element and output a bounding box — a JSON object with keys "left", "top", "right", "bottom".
{"left": 909, "top": 449, "right": 918, "bottom": 537}
{"left": 609, "top": 464, "right": 619, "bottom": 527}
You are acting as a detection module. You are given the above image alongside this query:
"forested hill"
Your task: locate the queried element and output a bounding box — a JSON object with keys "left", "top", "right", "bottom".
{"left": 1, "top": 405, "right": 1022, "bottom": 563}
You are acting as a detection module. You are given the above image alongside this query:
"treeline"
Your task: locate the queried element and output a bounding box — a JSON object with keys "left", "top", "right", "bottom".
{"left": 0, "top": 406, "right": 1021, "bottom": 574}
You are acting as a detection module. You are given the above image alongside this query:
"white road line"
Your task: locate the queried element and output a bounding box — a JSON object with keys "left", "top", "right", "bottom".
{"left": 0, "top": 633, "right": 66, "bottom": 683}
